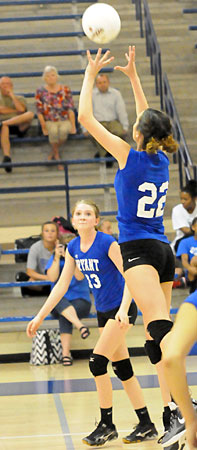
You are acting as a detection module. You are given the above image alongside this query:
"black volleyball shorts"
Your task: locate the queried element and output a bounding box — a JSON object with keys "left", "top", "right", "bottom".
{"left": 97, "top": 301, "right": 138, "bottom": 328}
{"left": 120, "top": 238, "right": 175, "bottom": 283}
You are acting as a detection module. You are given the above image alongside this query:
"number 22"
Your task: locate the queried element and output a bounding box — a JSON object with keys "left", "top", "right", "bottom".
{"left": 137, "top": 181, "right": 169, "bottom": 218}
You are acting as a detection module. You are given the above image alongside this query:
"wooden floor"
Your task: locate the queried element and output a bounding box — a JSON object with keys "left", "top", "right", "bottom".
{"left": 0, "top": 352, "right": 196, "bottom": 450}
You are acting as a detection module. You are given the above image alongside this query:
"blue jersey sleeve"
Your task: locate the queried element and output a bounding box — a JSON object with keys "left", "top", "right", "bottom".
{"left": 100, "top": 232, "right": 117, "bottom": 253}
{"left": 176, "top": 237, "right": 190, "bottom": 257}
{"left": 183, "top": 290, "right": 197, "bottom": 309}
{"left": 45, "top": 254, "right": 54, "bottom": 272}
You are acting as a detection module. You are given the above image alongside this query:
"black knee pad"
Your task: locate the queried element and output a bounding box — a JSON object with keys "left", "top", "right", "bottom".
{"left": 147, "top": 320, "right": 173, "bottom": 345}
{"left": 144, "top": 339, "right": 162, "bottom": 364}
{"left": 89, "top": 353, "right": 109, "bottom": 377}
{"left": 112, "top": 358, "right": 134, "bottom": 381}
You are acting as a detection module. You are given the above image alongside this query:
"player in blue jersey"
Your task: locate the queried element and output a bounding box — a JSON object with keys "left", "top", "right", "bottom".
{"left": 162, "top": 290, "right": 197, "bottom": 449}
{"left": 26, "top": 199, "right": 157, "bottom": 446}
{"left": 77, "top": 46, "right": 180, "bottom": 441}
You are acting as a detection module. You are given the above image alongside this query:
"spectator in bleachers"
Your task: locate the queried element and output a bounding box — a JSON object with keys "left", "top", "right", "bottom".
{"left": 0, "top": 76, "right": 34, "bottom": 173}
{"left": 176, "top": 217, "right": 197, "bottom": 293}
{"left": 82, "top": 74, "right": 129, "bottom": 168}
{"left": 171, "top": 179, "right": 197, "bottom": 288}
{"left": 16, "top": 221, "right": 59, "bottom": 297}
{"left": 46, "top": 233, "right": 91, "bottom": 366}
{"left": 98, "top": 217, "right": 118, "bottom": 240}
{"left": 35, "top": 66, "right": 76, "bottom": 170}
{"left": 98, "top": 218, "right": 113, "bottom": 235}
{"left": 171, "top": 179, "right": 197, "bottom": 253}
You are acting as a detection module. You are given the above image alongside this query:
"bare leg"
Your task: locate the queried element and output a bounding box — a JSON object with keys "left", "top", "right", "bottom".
{"left": 93, "top": 319, "right": 146, "bottom": 410}
{"left": 1, "top": 112, "right": 34, "bottom": 157}
{"left": 3, "top": 111, "right": 34, "bottom": 127}
{"left": 162, "top": 303, "right": 197, "bottom": 447}
{"left": 68, "top": 110, "right": 76, "bottom": 134}
{"left": 51, "top": 142, "right": 64, "bottom": 170}
{"left": 125, "top": 267, "right": 173, "bottom": 407}
{"left": 1, "top": 124, "right": 10, "bottom": 156}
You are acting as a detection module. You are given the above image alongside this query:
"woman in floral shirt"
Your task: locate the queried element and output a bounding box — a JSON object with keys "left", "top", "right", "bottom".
{"left": 36, "top": 66, "right": 76, "bottom": 170}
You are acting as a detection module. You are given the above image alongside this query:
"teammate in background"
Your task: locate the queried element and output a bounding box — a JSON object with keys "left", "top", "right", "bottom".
{"left": 171, "top": 180, "right": 197, "bottom": 254}
{"left": 98, "top": 217, "right": 119, "bottom": 241}
{"left": 98, "top": 218, "right": 113, "bottom": 235}
{"left": 46, "top": 234, "right": 91, "bottom": 366}
{"left": 176, "top": 217, "right": 197, "bottom": 294}
{"left": 77, "top": 46, "right": 180, "bottom": 440}
{"left": 26, "top": 199, "right": 157, "bottom": 447}
{"left": 162, "top": 290, "right": 197, "bottom": 449}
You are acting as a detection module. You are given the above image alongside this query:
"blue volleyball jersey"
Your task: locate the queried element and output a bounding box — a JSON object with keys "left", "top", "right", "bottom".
{"left": 68, "top": 231, "right": 125, "bottom": 313}
{"left": 114, "top": 148, "right": 169, "bottom": 243}
{"left": 176, "top": 236, "right": 197, "bottom": 263}
{"left": 183, "top": 290, "right": 197, "bottom": 310}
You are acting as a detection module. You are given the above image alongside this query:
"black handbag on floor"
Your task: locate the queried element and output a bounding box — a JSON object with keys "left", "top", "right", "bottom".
{"left": 15, "top": 235, "right": 41, "bottom": 262}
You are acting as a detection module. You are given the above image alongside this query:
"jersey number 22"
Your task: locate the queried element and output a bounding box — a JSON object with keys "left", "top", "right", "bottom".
{"left": 137, "top": 181, "right": 168, "bottom": 218}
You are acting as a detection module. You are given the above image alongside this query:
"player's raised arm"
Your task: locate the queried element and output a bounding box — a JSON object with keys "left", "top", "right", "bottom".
{"left": 115, "top": 46, "right": 149, "bottom": 117}
{"left": 78, "top": 49, "right": 130, "bottom": 167}
{"left": 26, "top": 249, "right": 76, "bottom": 337}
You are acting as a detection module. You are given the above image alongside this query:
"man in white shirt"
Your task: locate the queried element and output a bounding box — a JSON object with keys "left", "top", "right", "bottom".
{"left": 83, "top": 74, "right": 129, "bottom": 167}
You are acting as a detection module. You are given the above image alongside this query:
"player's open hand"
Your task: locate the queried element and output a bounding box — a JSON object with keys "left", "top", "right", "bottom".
{"left": 86, "top": 48, "right": 114, "bottom": 77}
{"left": 26, "top": 315, "right": 43, "bottom": 338}
{"left": 114, "top": 45, "right": 137, "bottom": 79}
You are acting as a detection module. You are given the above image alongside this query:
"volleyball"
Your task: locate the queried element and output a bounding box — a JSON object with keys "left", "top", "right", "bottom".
{"left": 82, "top": 3, "right": 121, "bottom": 44}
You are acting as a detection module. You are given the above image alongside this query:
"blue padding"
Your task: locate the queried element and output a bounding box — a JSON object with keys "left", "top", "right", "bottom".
{"left": 0, "top": 312, "right": 97, "bottom": 322}
{"left": 0, "top": 0, "right": 97, "bottom": 5}
{"left": 0, "top": 156, "right": 114, "bottom": 169}
{"left": 189, "top": 342, "right": 197, "bottom": 355}
{"left": 0, "top": 281, "right": 52, "bottom": 288}
{"left": 0, "top": 49, "right": 108, "bottom": 59}
{"left": 18, "top": 91, "right": 80, "bottom": 97}
{"left": 0, "top": 14, "right": 82, "bottom": 23}
{"left": 189, "top": 25, "right": 197, "bottom": 30}
{"left": 0, "top": 68, "right": 113, "bottom": 78}
{"left": 2, "top": 249, "right": 28, "bottom": 255}
{"left": 11, "top": 134, "right": 86, "bottom": 144}
{"left": 183, "top": 8, "right": 197, "bottom": 13}
{"left": 0, "top": 182, "right": 114, "bottom": 194}
{"left": 0, "top": 32, "right": 85, "bottom": 40}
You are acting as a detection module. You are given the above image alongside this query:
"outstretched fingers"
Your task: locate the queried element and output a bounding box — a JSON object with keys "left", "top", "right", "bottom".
{"left": 114, "top": 45, "right": 135, "bottom": 73}
{"left": 86, "top": 48, "right": 114, "bottom": 67}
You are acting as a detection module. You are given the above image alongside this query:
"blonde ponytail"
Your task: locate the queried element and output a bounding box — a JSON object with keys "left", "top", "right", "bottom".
{"left": 145, "top": 137, "right": 160, "bottom": 154}
{"left": 161, "top": 135, "right": 178, "bottom": 154}
{"left": 145, "top": 135, "right": 178, "bottom": 155}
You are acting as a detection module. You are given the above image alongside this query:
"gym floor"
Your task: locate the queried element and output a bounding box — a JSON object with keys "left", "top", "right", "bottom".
{"left": 0, "top": 350, "right": 196, "bottom": 449}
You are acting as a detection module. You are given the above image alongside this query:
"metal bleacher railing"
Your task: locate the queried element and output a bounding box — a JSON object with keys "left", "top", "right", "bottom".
{"left": 0, "top": 158, "right": 116, "bottom": 218}
{"left": 0, "top": 247, "right": 97, "bottom": 325}
{"left": 2, "top": 249, "right": 197, "bottom": 356}
{"left": 133, "top": 0, "right": 197, "bottom": 188}
{"left": 0, "top": 0, "right": 94, "bottom": 5}
{"left": 0, "top": 248, "right": 180, "bottom": 324}
{"left": 182, "top": 7, "right": 197, "bottom": 50}
{"left": 183, "top": 7, "right": 197, "bottom": 29}
{"left": 1, "top": 156, "right": 116, "bottom": 229}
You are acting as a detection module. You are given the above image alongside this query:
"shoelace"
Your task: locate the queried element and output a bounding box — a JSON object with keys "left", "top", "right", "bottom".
{"left": 157, "top": 431, "right": 167, "bottom": 444}
{"left": 157, "top": 411, "right": 178, "bottom": 444}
